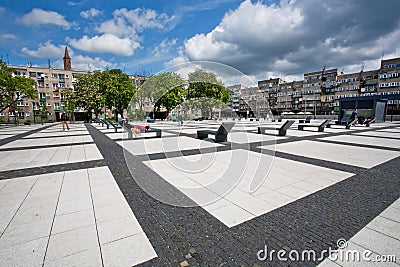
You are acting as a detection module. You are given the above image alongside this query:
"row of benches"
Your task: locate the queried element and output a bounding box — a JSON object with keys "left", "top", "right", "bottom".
{"left": 96, "top": 117, "right": 375, "bottom": 143}
{"left": 198, "top": 117, "right": 376, "bottom": 141}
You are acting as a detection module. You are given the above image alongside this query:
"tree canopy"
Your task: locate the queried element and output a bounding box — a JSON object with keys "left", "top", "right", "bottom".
{"left": 138, "top": 72, "right": 185, "bottom": 118}
{"left": 187, "top": 69, "right": 229, "bottom": 118}
{"left": 102, "top": 69, "right": 136, "bottom": 118}
{"left": 0, "top": 59, "right": 36, "bottom": 113}
{"left": 74, "top": 69, "right": 136, "bottom": 119}
{"left": 74, "top": 70, "right": 104, "bottom": 118}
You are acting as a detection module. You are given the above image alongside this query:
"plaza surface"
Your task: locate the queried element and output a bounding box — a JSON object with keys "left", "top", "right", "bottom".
{"left": 0, "top": 119, "right": 399, "bottom": 266}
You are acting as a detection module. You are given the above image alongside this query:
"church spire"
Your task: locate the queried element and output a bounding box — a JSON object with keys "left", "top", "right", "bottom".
{"left": 63, "top": 46, "right": 71, "bottom": 71}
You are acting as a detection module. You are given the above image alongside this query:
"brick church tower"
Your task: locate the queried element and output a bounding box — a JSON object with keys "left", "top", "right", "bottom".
{"left": 63, "top": 46, "right": 71, "bottom": 71}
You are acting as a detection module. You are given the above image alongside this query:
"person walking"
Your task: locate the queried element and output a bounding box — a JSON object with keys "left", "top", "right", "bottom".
{"left": 61, "top": 112, "right": 70, "bottom": 130}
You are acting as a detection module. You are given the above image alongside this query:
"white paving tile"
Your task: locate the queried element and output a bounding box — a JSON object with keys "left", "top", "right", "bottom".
{"left": 144, "top": 149, "right": 354, "bottom": 227}
{"left": 261, "top": 140, "right": 399, "bottom": 168}
{"left": 228, "top": 132, "right": 283, "bottom": 144}
{"left": 320, "top": 134, "right": 400, "bottom": 149}
{"left": 118, "top": 136, "right": 223, "bottom": 155}
{"left": 97, "top": 216, "right": 143, "bottom": 245}
{"left": 45, "top": 224, "right": 99, "bottom": 262}
{"left": 101, "top": 234, "right": 157, "bottom": 267}
{"left": 0, "top": 144, "right": 102, "bottom": 171}
{"left": 0, "top": 218, "right": 53, "bottom": 248}
{"left": 44, "top": 247, "right": 102, "bottom": 267}
{"left": 0, "top": 236, "right": 48, "bottom": 267}
{"left": 354, "top": 130, "right": 400, "bottom": 139}
{"left": 52, "top": 209, "right": 95, "bottom": 235}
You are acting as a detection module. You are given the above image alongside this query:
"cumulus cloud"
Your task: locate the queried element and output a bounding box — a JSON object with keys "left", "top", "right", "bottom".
{"left": 68, "top": 7, "right": 175, "bottom": 56}
{"left": 152, "top": 38, "right": 178, "bottom": 57}
{"left": 80, "top": 8, "right": 102, "bottom": 19}
{"left": 21, "top": 41, "right": 66, "bottom": 58}
{"left": 18, "top": 8, "right": 72, "bottom": 29}
{"left": 96, "top": 7, "right": 175, "bottom": 38}
{"left": 175, "top": 0, "right": 400, "bottom": 81}
{"left": 67, "top": 54, "right": 116, "bottom": 71}
{"left": 67, "top": 34, "right": 140, "bottom": 56}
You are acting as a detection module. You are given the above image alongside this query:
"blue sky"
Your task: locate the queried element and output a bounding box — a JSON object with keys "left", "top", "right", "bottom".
{"left": 1, "top": 0, "right": 399, "bottom": 84}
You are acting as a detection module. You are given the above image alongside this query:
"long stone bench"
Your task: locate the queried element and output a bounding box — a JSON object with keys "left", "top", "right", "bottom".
{"left": 197, "top": 122, "right": 235, "bottom": 142}
{"left": 258, "top": 120, "right": 295, "bottom": 136}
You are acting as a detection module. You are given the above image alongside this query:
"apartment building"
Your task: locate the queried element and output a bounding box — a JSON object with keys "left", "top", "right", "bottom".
{"left": 378, "top": 58, "right": 400, "bottom": 110}
{"left": 4, "top": 48, "right": 87, "bottom": 122}
{"left": 249, "top": 57, "right": 400, "bottom": 115}
{"left": 3, "top": 48, "right": 149, "bottom": 123}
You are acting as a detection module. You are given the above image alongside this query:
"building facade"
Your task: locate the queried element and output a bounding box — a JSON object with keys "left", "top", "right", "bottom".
{"left": 231, "top": 57, "right": 400, "bottom": 116}
{"left": 3, "top": 48, "right": 149, "bottom": 123}
{"left": 4, "top": 48, "right": 87, "bottom": 123}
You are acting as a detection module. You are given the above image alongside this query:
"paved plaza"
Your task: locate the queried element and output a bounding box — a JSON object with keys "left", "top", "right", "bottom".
{"left": 0, "top": 119, "right": 399, "bottom": 266}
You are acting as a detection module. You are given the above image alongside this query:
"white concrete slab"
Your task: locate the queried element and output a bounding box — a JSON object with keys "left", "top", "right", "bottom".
{"left": 320, "top": 134, "right": 400, "bottom": 149}
{"left": 0, "top": 144, "right": 103, "bottom": 171}
{"left": 261, "top": 140, "right": 399, "bottom": 168}
{"left": 144, "top": 149, "right": 354, "bottom": 227}
{"left": 353, "top": 131, "right": 400, "bottom": 139}
{"left": 228, "top": 132, "right": 283, "bottom": 144}
{"left": 118, "top": 136, "right": 223, "bottom": 155}
{"left": 0, "top": 166, "right": 157, "bottom": 266}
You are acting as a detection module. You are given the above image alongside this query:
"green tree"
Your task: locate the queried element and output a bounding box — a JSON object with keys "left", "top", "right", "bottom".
{"left": 61, "top": 87, "right": 76, "bottom": 120}
{"left": 74, "top": 71, "right": 105, "bottom": 119}
{"left": 187, "top": 69, "right": 229, "bottom": 118}
{"left": 157, "top": 86, "right": 187, "bottom": 114}
{"left": 102, "top": 69, "right": 136, "bottom": 120}
{"left": 0, "top": 59, "right": 36, "bottom": 113}
{"left": 140, "top": 72, "right": 185, "bottom": 119}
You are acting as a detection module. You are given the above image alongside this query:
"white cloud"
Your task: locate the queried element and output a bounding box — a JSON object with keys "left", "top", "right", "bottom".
{"left": 80, "top": 8, "right": 102, "bottom": 19}
{"left": 1, "top": 33, "right": 17, "bottom": 39}
{"left": 18, "top": 8, "right": 72, "bottom": 29}
{"left": 67, "top": 54, "right": 116, "bottom": 71}
{"left": 96, "top": 7, "right": 175, "bottom": 38}
{"left": 21, "top": 41, "right": 66, "bottom": 58}
{"left": 152, "top": 38, "right": 178, "bottom": 57}
{"left": 67, "top": 34, "right": 140, "bottom": 56}
{"left": 67, "top": 1, "right": 83, "bottom": 6}
{"left": 175, "top": 0, "right": 400, "bottom": 81}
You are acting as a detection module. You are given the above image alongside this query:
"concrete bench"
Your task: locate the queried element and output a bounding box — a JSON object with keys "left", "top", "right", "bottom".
{"left": 299, "top": 116, "right": 312, "bottom": 123}
{"left": 258, "top": 120, "right": 295, "bottom": 136}
{"left": 99, "top": 119, "right": 111, "bottom": 129}
{"left": 197, "top": 122, "right": 235, "bottom": 142}
{"left": 121, "top": 122, "right": 161, "bottom": 139}
{"left": 107, "top": 120, "right": 122, "bottom": 133}
{"left": 327, "top": 117, "right": 355, "bottom": 129}
{"left": 298, "top": 119, "right": 330, "bottom": 132}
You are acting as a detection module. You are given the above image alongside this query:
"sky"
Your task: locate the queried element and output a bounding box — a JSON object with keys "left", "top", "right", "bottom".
{"left": 0, "top": 0, "right": 399, "bottom": 85}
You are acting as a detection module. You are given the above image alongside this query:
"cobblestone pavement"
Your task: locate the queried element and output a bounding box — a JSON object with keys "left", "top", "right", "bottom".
{"left": 0, "top": 120, "right": 399, "bottom": 266}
